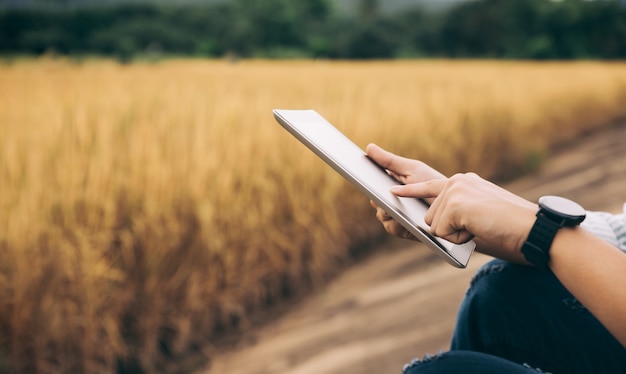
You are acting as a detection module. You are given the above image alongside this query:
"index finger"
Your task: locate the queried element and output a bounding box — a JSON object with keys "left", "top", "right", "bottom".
{"left": 390, "top": 180, "right": 446, "bottom": 199}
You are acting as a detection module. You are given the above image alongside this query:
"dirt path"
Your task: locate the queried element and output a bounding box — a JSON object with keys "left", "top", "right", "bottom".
{"left": 203, "top": 123, "right": 626, "bottom": 374}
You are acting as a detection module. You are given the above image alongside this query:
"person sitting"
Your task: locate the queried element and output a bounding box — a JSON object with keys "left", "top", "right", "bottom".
{"left": 366, "top": 143, "right": 626, "bottom": 374}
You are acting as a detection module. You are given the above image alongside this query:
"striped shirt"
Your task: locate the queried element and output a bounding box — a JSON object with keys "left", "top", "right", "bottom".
{"left": 581, "top": 203, "right": 626, "bottom": 253}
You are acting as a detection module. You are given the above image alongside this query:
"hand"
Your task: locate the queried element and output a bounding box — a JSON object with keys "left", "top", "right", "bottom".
{"left": 366, "top": 143, "right": 446, "bottom": 241}
{"left": 391, "top": 173, "right": 538, "bottom": 258}
{"left": 366, "top": 144, "right": 538, "bottom": 262}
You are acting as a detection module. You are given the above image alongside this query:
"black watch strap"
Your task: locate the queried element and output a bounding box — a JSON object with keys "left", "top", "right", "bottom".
{"left": 521, "top": 214, "right": 562, "bottom": 269}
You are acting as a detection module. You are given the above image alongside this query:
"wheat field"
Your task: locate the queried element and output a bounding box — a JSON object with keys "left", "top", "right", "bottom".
{"left": 1, "top": 58, "right": 626, "bottom": 372}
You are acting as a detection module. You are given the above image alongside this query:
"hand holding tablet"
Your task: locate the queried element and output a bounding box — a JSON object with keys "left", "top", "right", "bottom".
{"left": 273, "top": 109, "right": 475, "bottom": 268}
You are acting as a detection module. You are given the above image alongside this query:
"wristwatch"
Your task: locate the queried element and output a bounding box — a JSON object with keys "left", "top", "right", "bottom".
{"left": 521, "top": 195, "right": 586, "bottom": 269}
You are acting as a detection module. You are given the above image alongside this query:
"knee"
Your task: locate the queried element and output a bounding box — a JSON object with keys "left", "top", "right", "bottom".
{"left": 402, "top": 351, "right": 543, "bottom": 374}
{"left": 452, "top": 259, "right": 542, "bottom": 347}
{"left": 464, "top": 260, "right": 514, "bottom": 308}
{"left": 463, "top": 259, "right": 541, "bottom": 309}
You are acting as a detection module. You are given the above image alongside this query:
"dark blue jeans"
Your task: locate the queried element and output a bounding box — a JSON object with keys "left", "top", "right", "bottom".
{"left": 403, "top": 259, "right": 626, "bottom": 374}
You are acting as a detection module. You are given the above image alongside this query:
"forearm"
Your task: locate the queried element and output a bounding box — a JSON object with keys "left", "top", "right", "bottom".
{"left": 549, "top": 226, "right": 626, "bottom": 348}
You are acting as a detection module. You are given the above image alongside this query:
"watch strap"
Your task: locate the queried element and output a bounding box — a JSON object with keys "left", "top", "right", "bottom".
{"left": 521, "top": 213, "right": 561, "bottom": 269}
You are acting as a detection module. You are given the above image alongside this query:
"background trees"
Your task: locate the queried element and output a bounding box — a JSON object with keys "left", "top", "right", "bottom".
{"left": 1, "top": 0, "right": 625, "bottom": 60}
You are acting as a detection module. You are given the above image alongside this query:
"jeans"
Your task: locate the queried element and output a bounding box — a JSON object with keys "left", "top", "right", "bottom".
{"left": 403, "top": 259, "right": 626, "bottom": 374}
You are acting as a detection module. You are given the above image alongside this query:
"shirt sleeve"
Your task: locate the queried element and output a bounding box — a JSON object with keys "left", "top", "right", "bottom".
{"left": 581, "top": 203, "right": 626, "bottom": 253}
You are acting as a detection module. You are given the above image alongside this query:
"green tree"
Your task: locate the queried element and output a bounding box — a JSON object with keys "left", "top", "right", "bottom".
{"left": 357, "top": 0, "right": 380, "bottom": 23}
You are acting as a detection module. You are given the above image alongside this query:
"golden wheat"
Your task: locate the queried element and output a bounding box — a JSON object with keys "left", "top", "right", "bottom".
{"left": 0, "top": 58, "right": 625, "bottom": 372}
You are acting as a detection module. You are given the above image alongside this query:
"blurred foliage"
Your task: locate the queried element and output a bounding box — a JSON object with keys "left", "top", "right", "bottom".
{"left": 1, "top": 0, "right": 626, "bottom": 61}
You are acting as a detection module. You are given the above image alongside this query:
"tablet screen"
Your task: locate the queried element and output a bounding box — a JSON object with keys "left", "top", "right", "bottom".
{"left": 273, "top": 109, "right": 474, "bottom": 268}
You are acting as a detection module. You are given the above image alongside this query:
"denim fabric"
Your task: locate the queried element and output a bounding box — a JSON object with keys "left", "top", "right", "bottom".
{"left": 403, "top": 259, "right": 626, "bottom": 373}
{"left": 452, "top": 259, "right": 626, "bottom": 373}
{"left": 402, "top": 350, "right": 547, "bottom": 374}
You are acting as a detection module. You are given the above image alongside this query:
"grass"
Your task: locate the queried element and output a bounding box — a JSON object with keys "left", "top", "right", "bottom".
{"left": 1, "top": 57, "right": 626, "bottom": 372}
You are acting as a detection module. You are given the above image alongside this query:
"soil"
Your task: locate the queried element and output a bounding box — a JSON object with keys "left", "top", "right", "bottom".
{"left": 201, "top": 122, "right": 626, "bottom": 374}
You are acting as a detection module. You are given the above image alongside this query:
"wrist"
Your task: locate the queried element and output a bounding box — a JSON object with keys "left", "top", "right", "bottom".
{"left": 514, "top": 205, "right": 538, "bottom": 253}
{"left": 473, "top": 204, "right": 536, "bottom": 264}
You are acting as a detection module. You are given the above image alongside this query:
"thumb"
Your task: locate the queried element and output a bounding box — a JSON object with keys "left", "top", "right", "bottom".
{"left": 366, "top": 143, "right": 416, "bottom": 176}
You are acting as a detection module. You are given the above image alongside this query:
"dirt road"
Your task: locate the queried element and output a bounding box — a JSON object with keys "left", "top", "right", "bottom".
{"left": 204, "top": 123, "right": 626, "bottom": 374}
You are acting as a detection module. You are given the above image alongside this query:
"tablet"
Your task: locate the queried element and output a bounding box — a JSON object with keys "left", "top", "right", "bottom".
{"left": 273, "top": 109, "right": 475, "bottom": 268}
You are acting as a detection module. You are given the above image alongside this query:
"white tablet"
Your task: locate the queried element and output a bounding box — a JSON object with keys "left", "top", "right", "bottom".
{"left": 273, "top": 109, "right": 475, "bottom": 268}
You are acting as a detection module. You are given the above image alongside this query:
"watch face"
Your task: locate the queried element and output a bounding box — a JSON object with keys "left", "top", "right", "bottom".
{"left": 539, "top": 195, "right": 586, "bottom": 221}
